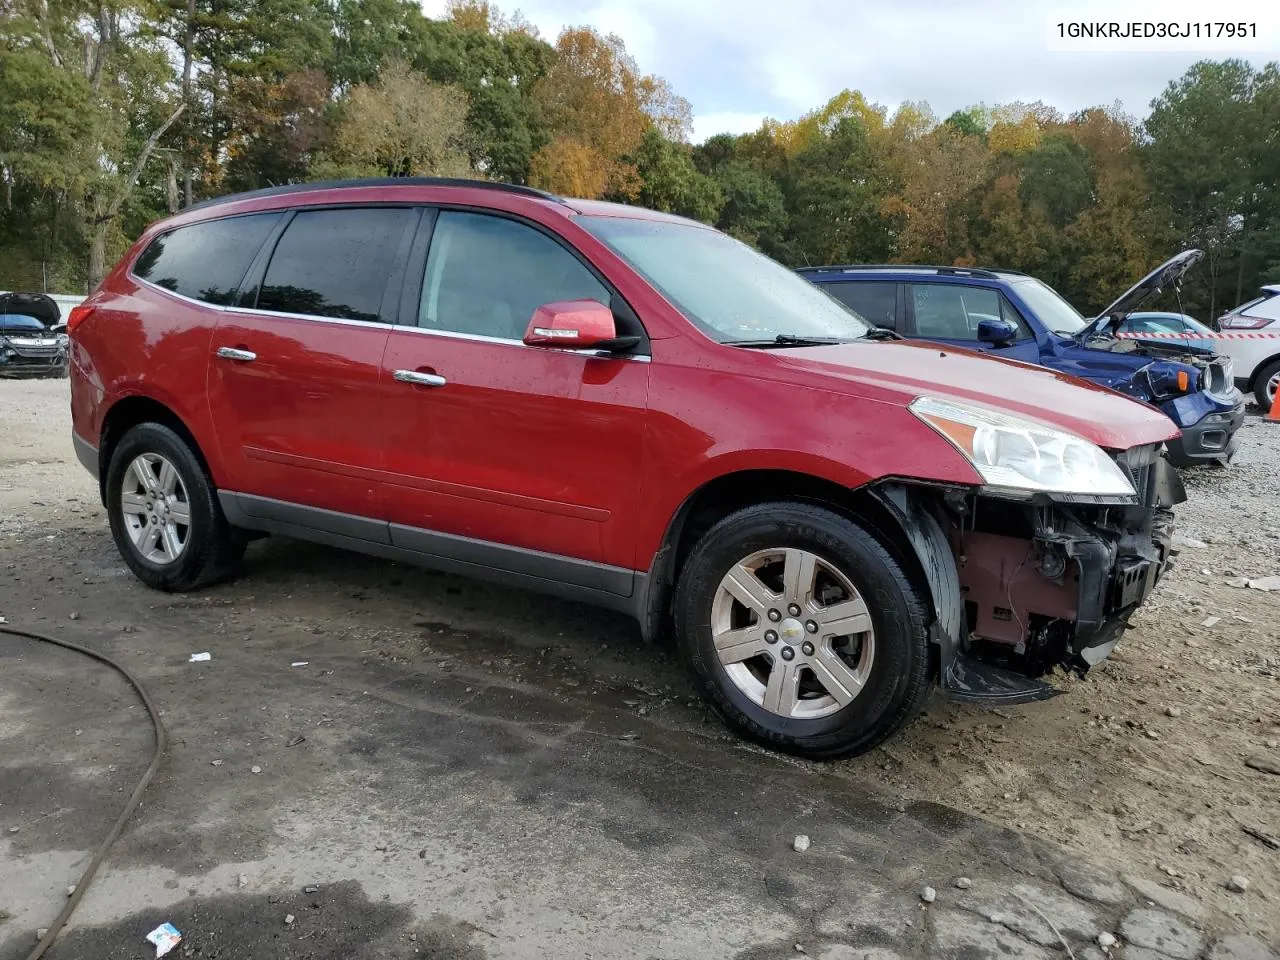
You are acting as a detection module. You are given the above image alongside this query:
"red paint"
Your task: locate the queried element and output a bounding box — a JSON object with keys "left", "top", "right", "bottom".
{"left": 71, "top": 181, "right": 1180, "bottom": 575}
{"left": 523, "top": 299, "right": 617, "bottom": 347}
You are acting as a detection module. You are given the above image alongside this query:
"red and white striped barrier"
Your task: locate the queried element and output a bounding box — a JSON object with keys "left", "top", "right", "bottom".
{"left": 1114, "top": 331, "right": 1280, "bottom": 340}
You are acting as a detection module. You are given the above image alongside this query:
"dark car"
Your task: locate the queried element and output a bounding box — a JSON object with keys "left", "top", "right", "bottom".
{"left": 0, "top": 292, "right": 69, "bottom": 377}
{"left": 69, "top": 177, "right": 1184, "bottom": 759}
{"left": 799, "top": 252, "right": 1244, "bottom": 467}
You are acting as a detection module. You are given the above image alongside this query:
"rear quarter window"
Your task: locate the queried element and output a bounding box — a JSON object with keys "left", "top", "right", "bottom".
{"left": 132, "top": 213, "right": 282, "bottom": 305}
{"left": 820, "top": 281, "right": 897, "bottom": 330}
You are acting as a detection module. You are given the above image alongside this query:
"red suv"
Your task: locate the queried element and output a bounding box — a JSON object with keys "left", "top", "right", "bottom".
{"left": 69, "top": 178, "right": 1185, "bottom": 758}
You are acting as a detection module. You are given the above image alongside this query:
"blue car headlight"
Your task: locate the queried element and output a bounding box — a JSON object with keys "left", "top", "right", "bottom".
{"left": 1142, "top": 361, "right": 1198, "bottom": 399}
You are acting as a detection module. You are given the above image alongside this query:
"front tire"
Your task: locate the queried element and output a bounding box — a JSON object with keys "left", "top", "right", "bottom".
{"left": 674, "top": 502, "right": 931, "bottom": 760}
{"left": 105, "top": 423, "right": 244, "bottom": 591}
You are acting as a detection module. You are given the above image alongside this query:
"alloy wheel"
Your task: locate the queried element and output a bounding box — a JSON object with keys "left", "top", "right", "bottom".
{"left": 711, "top": 547, "right": 876, "bottom": 719}
{"left": 120, "top": 453, "right": 191, "bottom": 565}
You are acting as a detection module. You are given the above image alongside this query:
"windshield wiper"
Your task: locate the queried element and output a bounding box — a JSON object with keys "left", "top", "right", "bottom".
{"left": 727, "top": 334, "right": 851, "bottom": 348}
{"left": 861, "top": 327, "right": 902, "bottom": 341}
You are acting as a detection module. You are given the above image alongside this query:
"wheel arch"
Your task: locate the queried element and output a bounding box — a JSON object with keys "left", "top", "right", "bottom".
{"left": 1245, "top": 352, "right": 1280, "bottom": 389}
{"left": 98, "top": 396, "right": 214, "bottom": 504}
{"left": 636, "top": 469, "right": 944, "bottom": 650}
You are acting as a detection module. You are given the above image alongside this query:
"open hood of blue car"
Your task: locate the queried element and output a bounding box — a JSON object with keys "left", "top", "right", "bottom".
{"left": 1080, "top": 249, "right": 1204, "bottom": 339}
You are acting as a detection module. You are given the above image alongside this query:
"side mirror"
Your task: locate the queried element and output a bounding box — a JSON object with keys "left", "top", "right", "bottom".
{"left": 977, "top": 318, "right": 1018, "bottom": 345}
{"left": 523, "top": 300, "right": 638, "bottom": 352}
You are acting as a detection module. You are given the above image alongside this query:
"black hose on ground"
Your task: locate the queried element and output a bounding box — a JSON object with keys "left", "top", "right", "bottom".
{"left": 0, "top": 624, "right": 167, "bottom": 960}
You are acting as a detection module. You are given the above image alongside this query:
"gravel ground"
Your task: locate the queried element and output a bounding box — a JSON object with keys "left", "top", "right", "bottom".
{"left": 1, "top": 378, "right": 1278, "bottom": 952}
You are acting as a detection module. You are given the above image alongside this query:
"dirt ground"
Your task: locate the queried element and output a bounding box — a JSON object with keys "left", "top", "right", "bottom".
{"left": 1, "top": 377, "right": 1277, "bottom": 959}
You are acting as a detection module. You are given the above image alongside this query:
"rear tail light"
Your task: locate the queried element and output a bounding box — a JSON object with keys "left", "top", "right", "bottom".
{"left": 66, "top": 304, "right": 96, "bottom": 335}
{"left": 1220, "top": 315, "right": 1273, "bottom": 330}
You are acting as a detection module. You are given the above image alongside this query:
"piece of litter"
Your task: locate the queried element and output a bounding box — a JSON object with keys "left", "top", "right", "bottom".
{"left": 36, "top": 928, "right": 49, "bottom": 942}
{"left": 793, "top": 834, "right": 810, "bottom": 853}
{"left": 304, "top": 885, "right": 318, "bottom": 894}
{"left": 618, "top": 732, "right": 638, "bottom": 741}
{"left": 66, "top": 884, "right": 76, "bottom": 896}
{"left": 1201, "top": 615, "right": 1221, "bottom": 628}
{"left": 250, "top": 765, "right": 262, "bottom": 774}
{"left": 291, "top": 661, "right": 309, "bottom": 667}
{"left": 145, "top": 922, "right": 182, "bottom": 958}
{"left": 287, "top": 736, "right": 305, "bottom": 747}
{"left": 189, "top": 652, "right": 211, "bottom": 662}
{"left": 211, "top": 759, "right": 223, "bottom": 766}
{"left": 284, "top": 914, "right": 295, "bottom": 925}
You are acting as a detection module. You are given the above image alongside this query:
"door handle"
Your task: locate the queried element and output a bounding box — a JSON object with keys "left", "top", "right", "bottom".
{"left": 216, "top": 346, "right": 257, "bottom": 362}
{"left": 393, "top": 369, "right": 447, "bottom": 387}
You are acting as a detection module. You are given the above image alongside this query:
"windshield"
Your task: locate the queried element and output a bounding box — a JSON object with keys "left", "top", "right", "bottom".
{"left": 0, "top": 314, "right": 47, "bottom": 332}
{"left": 1011, "top": 278, "right": 1089, "bottom": 335}
{"left": 578, "top": 216, "right": 871, "bottom": 343}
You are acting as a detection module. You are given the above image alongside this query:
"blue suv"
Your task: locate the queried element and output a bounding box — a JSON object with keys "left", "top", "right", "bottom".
{"left": 798, "top": 251, "right": 1243, "bottom": 466}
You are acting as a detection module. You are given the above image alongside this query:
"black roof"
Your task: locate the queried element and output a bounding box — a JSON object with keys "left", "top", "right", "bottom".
{"left": 797, "top": 264, "right": 1027, "bottom": 280}
{"left": 183, "top": 177, "right": 564, "bottom": 214}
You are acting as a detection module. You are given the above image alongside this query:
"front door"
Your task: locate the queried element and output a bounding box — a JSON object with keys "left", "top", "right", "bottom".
{"left": 379, "top": 209, "right": 650, "bottom": 592}
{"left": 207, "top": 206, "right": 418, "bottom": 521}
{"left": 906, "top": 282, "right": 1041, "bottom": 364}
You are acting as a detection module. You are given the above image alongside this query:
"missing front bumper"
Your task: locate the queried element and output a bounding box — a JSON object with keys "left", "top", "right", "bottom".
{"left": 872, "top": 454, "right": 1184, "bottom": 702}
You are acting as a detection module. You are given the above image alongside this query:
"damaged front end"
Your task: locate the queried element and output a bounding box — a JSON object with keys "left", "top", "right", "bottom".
{"left": 872, "top": 444, "right": 1186, "bottom": 704}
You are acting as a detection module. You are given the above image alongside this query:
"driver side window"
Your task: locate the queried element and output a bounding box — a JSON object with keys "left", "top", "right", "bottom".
{"left": 418, "top": 211, "right": 610, "bottom": 340}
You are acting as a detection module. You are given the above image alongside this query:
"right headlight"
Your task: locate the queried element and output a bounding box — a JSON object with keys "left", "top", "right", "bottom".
{"left": 909, "top": 396, "right": 1136, "bottom": 497}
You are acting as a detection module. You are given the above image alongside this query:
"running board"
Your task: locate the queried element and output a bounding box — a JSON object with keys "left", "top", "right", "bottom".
{"left": 941, "top": 653, "right": 1060, "bottom": 705}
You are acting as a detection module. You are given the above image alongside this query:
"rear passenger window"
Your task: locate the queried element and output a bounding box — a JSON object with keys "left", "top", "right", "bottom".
{"left": 256, "top": 208, "right": 415, "bottom": 323}
{"left": 419, "top": 211, "right": 610, "bottom": 340}
{"left": 133, "top": 213, "right": 281, "bottom": 305}
{"left": 822, "top": 282, "right": 897, "bottom": 330}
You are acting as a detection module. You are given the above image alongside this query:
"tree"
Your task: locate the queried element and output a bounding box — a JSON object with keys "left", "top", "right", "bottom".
{"left": 414, "top": 11, "right": 556, "bottom": 183}
{"left": 1145, "top": 60, "right": 1280, "bottom": 317}
{"left": 315, "top": 59, "right": 472, "bottom": 178}
{"left": 779, "top": 115, "right": 894, "bottom": 266}
{"left": 711, "top": 161, "right": 787, "bottom": 252}
{"left": 623, "top": 128, "right": 722, "bottom": 222}
{"left": 529, "top": 27, "right": 687, "bottom": 198}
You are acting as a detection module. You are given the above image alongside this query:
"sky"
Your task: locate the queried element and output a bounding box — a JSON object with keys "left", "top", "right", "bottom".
{"left": 421, "top": 0, "right": 1279, "bottom": 142}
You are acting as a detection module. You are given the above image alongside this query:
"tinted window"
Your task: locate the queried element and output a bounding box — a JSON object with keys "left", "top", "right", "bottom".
{"left": 909, "top": 284, "right": 1028, "bottom": 340}
{"left": 257, "top": 208, "right": 414, "bottom": 323}
{"left": 419, "top": 211, "right": 610, "bottom": 340}
{"left": 133, "top": 213, "right": 281, "bottom": 305}
{"left": 822, "top": 282, "right": 897, "bottom": 330}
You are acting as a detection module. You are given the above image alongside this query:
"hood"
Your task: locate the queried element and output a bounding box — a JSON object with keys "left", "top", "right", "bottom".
{"left": 772, "top": 340, "right": 1179, "bottom": 451}
{"left": 1079, "top": 249, "right": 1203, "bottom": 339}
{"left": 0, "top": 292, "right": 61, "bottom": 328}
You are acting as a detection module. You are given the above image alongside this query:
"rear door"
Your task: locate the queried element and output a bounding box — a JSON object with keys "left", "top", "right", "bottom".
{"left": 905, "top": 282, "right": 1040, "bottom": 364}
{"left": 378, "top": 208, "right": 650, "bottom": 587}
{"left": 206, "top": 205, "right": 418, "bottom": 527}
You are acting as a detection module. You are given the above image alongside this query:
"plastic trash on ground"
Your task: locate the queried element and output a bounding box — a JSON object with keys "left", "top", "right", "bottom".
{"left": 189, "top": 652, "right": 211, "bottom": 662}
{"left": 145, "top": 922, "right": 182, "bottom": 957}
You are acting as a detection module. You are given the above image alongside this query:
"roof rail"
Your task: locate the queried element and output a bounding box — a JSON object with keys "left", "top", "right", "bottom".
{"left": 796, "top": 264, "right": 1009, "bottom": 280}
{"left": 182, "top": 177, "right": 565, "bottom": 214}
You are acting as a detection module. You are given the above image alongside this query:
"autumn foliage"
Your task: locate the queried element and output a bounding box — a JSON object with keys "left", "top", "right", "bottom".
{"left": 1, "top": 0, "right": 1277, "bottom": 317}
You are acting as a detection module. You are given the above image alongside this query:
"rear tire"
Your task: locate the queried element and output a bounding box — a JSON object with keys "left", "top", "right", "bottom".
{"left": 105, "top": 423, "right": 244, "bottom": 591}
{"left": 1252, "top": 359, "right": 1280, "bottom": 410}
{"left": 673, "top": 502, "right": 932, "bottom": 760}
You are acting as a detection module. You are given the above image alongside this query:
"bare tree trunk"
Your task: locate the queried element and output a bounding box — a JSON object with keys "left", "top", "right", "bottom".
{"left": 89, "top": 201, "right": 108, "bottom": 291}
{"left": 166, "top": 156, "right": 180, "bottom": 213}
{"left": 86, "top": 103, "right": 186, "bottom": 288}
{"left": 183, "top": 0, "right": 195, "bottom": 206}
